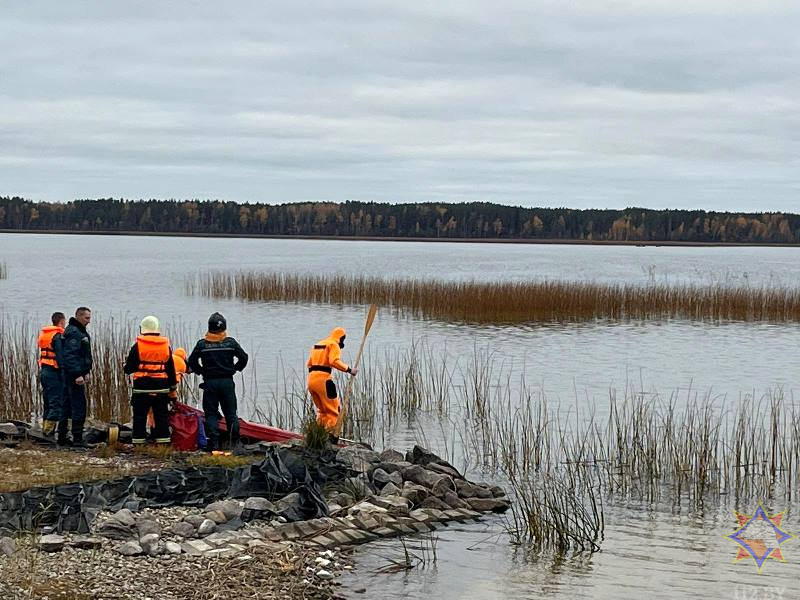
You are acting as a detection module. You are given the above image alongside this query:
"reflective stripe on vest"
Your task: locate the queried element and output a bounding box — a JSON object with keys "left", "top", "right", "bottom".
{"left": 37, "top": 326, "right": 63, "bottom": 368}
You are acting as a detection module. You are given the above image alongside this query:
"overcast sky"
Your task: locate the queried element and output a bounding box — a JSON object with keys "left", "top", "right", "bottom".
{"left": 1, "top": 1, "right": 798, "bottom": 211}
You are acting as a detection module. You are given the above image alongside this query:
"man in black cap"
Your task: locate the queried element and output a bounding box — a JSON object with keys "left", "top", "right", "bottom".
{"left": 187, "top": 312, "right": 248, "bottom": 451}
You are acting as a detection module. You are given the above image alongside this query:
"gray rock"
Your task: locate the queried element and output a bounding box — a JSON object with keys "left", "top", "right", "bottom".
{"left": 38, "top": 534, "right": 66, "bottom": 552}
{"left": 165, "top": 541, "right": 182, "bottom": 555}
{"left": 136, "top": 519, "right": 161, "bottom": 538}
{"left": 205, "top": 509, "right": 229, "bottom": 525}
{"left": 274, "top": 492, "right": 302, "bottom": 514}
{"left": 431, "top": 476, "right": 456, "bottom": 498}
{"left": 316, "top": 569, "right": 334, "bottom": 580}
{"left": 329, "top": 492, "right": 355, "bottom": 508}
{"left": 181, "top": 539, "right": 213, "bottom": 556}
{"left": 466, "top": 497, "right": 511, "bottom": 513}
{"left": 347, "top": 501, "right": 388, "bottom": 517}
{"left": 427, "top": 461, "right": 464, "bottom": 480}
{"left": 170, "top": 521, "right": 196, "bottom": 539}
{"left": 183, "top": 514, "right": 207, "bottom": 528}
{"left": 71, "top": 536, "right": 103, "bottom": 550}
{"left": 112, "top": 508, "right": 137, "bottom": 528}
{"left": 337, "top": 446, "right": 381, "bottom": 472}
{"left": 378, "top": 461, "right": 412, "bottom": 474}
{"left": 0, "top": 536, "right": 16, "bottom": 556}
{"left": 372, "top": 468, "right": 403, "bottom": 488}
{"left": 455, "top": 479, "right": 494, "bottom": 499}
{"left": 197, "top": 519, "right": 217, "bottom": 536}
{"left": 443, "top": 490, "right": 470, "bottom": 509}
{"left": 490, "top": 485, "right": 507, "bottom": 498}
{"left": 379, "top": 482, "right": 401, "bottom": 497}
{"left": 400, "top": 482, "right": 429, "bottom": 507}
{"left": 139, "top": 533, "right": 160, "bottom": 556}
{"left": 379, "top": 448, "right": 404, "bottom": 462}
{"left": 117, "top": 541, "right": 143, "bottom": 556}
{"left": 243, "top": 497, "right": 277, "bottom": 513}
{"left": 370, "top": 495, "right": 411, "bottom": 516}
{"left": 217, "top": 517, "right": 245, "bottom": 532}
{"left": 401, "top": 464, "right": 444, "bottom": 489}
{"left": 205, "top": 500, "right": 243, "bottom": 521}
{"left": 421, "top": 496, "right": 451, "bottom": 510}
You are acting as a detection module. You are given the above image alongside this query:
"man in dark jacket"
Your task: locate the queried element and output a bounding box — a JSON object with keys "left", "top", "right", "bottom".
{"left": 58, "top": 307, "right": 93, "bottom": 446}
{"left": 187, "top": 312, "right": 248, "bottom": 451}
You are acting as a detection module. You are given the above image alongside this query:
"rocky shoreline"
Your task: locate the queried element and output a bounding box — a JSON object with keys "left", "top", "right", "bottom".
{"left": 0, "top": 444, "right": 509, "bottom": 599}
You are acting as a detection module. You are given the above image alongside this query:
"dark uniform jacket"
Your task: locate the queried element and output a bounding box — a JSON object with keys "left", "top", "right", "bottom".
{"left": 187, "top": 335, "right": 248, "bottom": 380}
{"left": 61, "top": 317, "right": 92, "bottom": 377}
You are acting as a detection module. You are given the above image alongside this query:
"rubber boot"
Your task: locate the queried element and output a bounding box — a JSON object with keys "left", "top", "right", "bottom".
{"left": 42, "top": 420, "right": 57, "bottom": 436}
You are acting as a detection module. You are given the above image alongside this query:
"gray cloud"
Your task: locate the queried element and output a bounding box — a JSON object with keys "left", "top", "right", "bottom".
{"left": 0, "top": 1, "right": 798, "bottom": 210}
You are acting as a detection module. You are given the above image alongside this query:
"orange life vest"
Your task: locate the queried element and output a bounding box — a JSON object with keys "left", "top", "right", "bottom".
{"left": 132, "top": 335, "right": 172, "bottom": 380}
{"left": 37, "top": 325, "right": 64, "bottom": 368}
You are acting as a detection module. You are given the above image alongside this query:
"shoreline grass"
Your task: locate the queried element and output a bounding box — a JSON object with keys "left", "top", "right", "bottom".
{"left": 187, "top": 271, "right": 800, "bottom": 323}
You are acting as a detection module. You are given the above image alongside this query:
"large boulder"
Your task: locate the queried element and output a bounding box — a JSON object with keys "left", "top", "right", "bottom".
{"left": 466, "top": 497, "right": 511, "bottom": 513}
{"left": 241, "top": 497, "right": 278, "bottom": 521}
{"left": 379, "top": 449, "right": 404, "bottom": 463}
{"left": 378, "top": 461, "right": 412, "bottom": 475}
{"left": 97, "top": 510, "right": 138, "bottom": 540}
{"left": 430, "top": 476, "right": 456, "bottom": 498}
{"left": 421, "top": 496, "right": 451, "bottom": 510}
{"left": 337, "top": 447, "right": 381, "bottom": 475}
{"left": 401, "top": 465, "right": 444, "bottom": 489}
{"left": 400, "top": 482, "right": 429, "bottom": 507}
{"left": 379, "top": 482, "right": 401, "bottom": 497}
{"left": 369, "top": 495, "right": 411, "bottom": 516}
{"left": 455, "top": 480, "right": 494, "bottom": 499}
{"left": 38, "top": 534, "right": 65, "bottom": 552}
{"left": 169, "top": 522, "right": 196, "bottom": 539}
{"left": 372, "top": 468, "right": 403, "bottom": 488}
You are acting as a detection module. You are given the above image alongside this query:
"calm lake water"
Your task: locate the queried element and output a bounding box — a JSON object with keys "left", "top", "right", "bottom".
{"left": 1, "top": 233, "right": 799, "bottom": 599}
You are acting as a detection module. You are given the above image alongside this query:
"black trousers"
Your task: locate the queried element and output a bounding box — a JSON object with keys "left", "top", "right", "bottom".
{"left": 132, "top": 392, "right": 171, "bottom": 444}
{"left": 202, "top": 378, "right": 239, "bottom": 450}
{"left": 40, "top": 366, "right": 64, "bottom": 421}
{"left": 58, "top": 377, "right": 87, "bottom": 441}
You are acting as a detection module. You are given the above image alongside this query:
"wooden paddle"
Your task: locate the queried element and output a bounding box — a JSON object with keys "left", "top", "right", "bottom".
{"left": 334, "top": 304, "right": 378, "bottom": 437}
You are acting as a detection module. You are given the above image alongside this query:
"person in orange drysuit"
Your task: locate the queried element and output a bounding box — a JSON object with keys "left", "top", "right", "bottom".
{"left": 306, "top": 327, "right": 358, "bottom": 441}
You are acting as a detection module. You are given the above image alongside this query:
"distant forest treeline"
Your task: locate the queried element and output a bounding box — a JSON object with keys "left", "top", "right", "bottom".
{"left": 1, "top": 196, "right": 799, "bottom": 243}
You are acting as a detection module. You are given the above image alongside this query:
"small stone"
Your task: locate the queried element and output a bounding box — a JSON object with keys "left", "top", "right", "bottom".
{"left": 117, "top": 541, "right": 143, "bottom": 556}
{"left": 347, "top": 501, "right": 388, "bottom": 517}
{"left": 0, "top": 536, "right": 16, "bottom": 556}
{"left": 205, "top": 500, "right": 243, "bottom": 521}
{"left": 112, "top": 509, "right": 137, "bottom": 528}
{"left": 139, "top": 533, "right": 160, "bottom": 556}
{"left": 244, "top": 497, "right": 277, "bottom": 513}
{"left": 181, "top": 540, "right": 213, "bottom": 555}
{"left": 170, "top": 521, "right": 196, "bottom": 539}
{"left": 184, "top": 514, "right": 207, "bottom": 528}
{"left": 136, "top": 519, "right": 161, "bottom": 538}
{"left": 316, "top": 569, "right": 334, "bottom": 580}
{"left": 205, "top": 510, "right": 229, "bottom": 525}
{"left": 71, "top": 536, "right": 103, "bottom": 550}
{"left": 197, "top": 519, "right": 217, "bottom": 536}
{"left": 165, "top": 541, "right": 182, "bottom": 555}
{"left": 315, "top": 557, "right": 332, "bottom": 567}
{"left": 38, "top": 534, "right": 66, "bottom": 552}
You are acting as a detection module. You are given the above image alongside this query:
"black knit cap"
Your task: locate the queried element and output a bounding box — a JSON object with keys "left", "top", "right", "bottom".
{"left": 208, "top": 312, "right": 227, "bottom": 333}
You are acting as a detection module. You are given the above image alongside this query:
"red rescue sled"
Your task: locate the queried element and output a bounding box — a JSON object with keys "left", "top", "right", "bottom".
{"left": 173, "top": 401, "right": 303, "bottom": 445}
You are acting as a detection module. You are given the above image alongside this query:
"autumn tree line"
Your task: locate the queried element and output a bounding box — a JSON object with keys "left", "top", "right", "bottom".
{"left": 1, "top": 196, "right": 798, "bottom": 243}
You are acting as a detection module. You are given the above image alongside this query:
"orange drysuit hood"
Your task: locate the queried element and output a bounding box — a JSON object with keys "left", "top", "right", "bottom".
{"left": 329, "top": 327, "right": 346, "bottom": 348}
{"left": 174, "top": 347, "right": 187, "bottom": 359}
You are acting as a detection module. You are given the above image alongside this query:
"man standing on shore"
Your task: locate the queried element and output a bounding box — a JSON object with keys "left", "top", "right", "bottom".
{"left": 187, "top": 312, "right": 248, "bottom": 451}
{"left": 57, "top": 307, "right": 93, "bottom": 447}
{"left": 37, "top": 311, "right": 66, "bottom": 436}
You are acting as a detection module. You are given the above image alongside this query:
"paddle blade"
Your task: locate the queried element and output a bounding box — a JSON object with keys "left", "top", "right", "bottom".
{"left": 364, "top": 304, "right": 378, "bottom": 335}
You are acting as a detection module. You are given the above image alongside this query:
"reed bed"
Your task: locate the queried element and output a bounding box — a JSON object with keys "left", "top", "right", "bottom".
{"left": 187, "top": 271, "right": 800, "bottom": 323}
